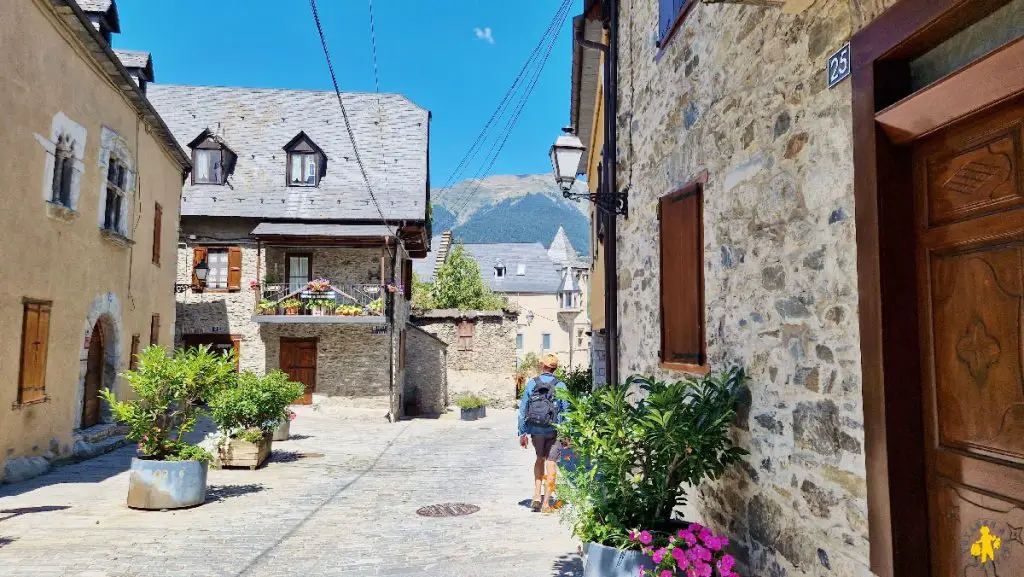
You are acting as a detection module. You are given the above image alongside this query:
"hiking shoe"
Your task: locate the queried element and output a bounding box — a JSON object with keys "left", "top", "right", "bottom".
{"left": 530, "top": 500, "right": 542, "bottom": 512}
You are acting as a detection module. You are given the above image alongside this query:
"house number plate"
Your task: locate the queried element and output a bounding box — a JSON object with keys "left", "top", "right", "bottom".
{"left": 827, "top": 42, "right": 851, "bottom": 89}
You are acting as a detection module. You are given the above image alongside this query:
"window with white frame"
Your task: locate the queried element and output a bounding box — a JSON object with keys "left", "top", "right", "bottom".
{"left": 51, "top": 133, "right": 75, "bottom": 207}
{"left": 516, "top": 333, "right": 524, "bottom": 350}
{"left": 205, "top": 249, "right": 230, "bottom": 290}
{"left": 40, "top": 112, "right": 86, "bottom": 214}
{"left": 103, "top": 157, "right": 128, "bottom": 233}
{"left": 542, "top": 333, "right": 551, "bottom": 351}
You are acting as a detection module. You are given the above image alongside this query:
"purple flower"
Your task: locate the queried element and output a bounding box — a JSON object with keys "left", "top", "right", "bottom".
{"left": 660, "top": 571, "right": 672, "bottom": 577}
{"left": 671, "top": 547, "right": 685, "bottom": 562}
{"left": 629, "top": 530, "right": 637, "bottom": 541}
{"left": 705, "top": 536, "right": 723, "bottom": 552}
{"left": 653, "top": 548, "right": 667, "bottom": 564}
{"left": 693, "top": 560, "right": 712, "bottom": 577}
{"left": 698, "top": 528, "right": 713, "bottom": 544}
{"left": 639, "top": 531, "right": 653, "bottom": 545}
{"left": 719, "top": 555, "right": 736, "bottom": 572}
{"left": 694, "top": 545, "right": 712, "bottom": 562}
{"left": 679, "top": 531, "right": 697, "bottom": 547}
{"left": 688, "top": 523, "right": 704, "bottom": 533}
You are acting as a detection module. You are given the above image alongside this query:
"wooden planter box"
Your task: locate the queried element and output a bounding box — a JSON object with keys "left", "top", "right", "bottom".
{"left": 219, "top": 434, "right": 272, "bottom": 470}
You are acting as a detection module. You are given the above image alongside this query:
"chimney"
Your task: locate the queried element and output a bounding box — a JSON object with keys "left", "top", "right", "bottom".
{"left": 436, "top": 230, "right": 453, "bottom": 268}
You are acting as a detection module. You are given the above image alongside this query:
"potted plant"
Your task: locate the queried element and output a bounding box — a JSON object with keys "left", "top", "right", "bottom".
{"left": 257, "top": 298, "right": 278, "bottom": 315}
{"left": 627, "top": 524, "right": 739, "bottom": 577}
{"left": 308, "top": 278, "right": 331, "bottom": 292}
{"left": 281, "top": 298, "right": 302, "bottom": 315}
{"left": 367, "top": 297, "right": 384, "bottom": 315}
{"left": 273, "top": 408, "right": 296, "bottom": 441}
{"left": 100, "top": 345, "right": 236, "bottom": 510}
{"left": 456, "top": 394, "right": 487, "bottom": 421}
{"left": 209, "top": 370, "right": 305, "bottom": 469}
{"left": 556, "top": 367, "right": 749, "bottom": 577}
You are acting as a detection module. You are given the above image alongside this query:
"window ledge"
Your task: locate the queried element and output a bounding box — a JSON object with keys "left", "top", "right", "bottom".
{"left": 12, "top": 395, "right": 50, "bottom": 410}
{"left": 660, "top": 361, "right": 711, "bottom": 375}
{"left": 100, "top": 228, "right": 136, "bottom": 248}
{"left": 45, "top": 201, "right": 78, "bottom": 222}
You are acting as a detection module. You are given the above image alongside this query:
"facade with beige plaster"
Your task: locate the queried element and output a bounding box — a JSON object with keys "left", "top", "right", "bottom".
{"left": 0, "top": 0, "right": 189, "bottom": 482}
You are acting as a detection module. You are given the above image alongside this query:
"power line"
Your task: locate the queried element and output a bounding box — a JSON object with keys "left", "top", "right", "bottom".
{"left": 436, "top": 0, "right": 573, "bottom": 218}
{"left": 309, "top": 0, "right": 396, "bottom": 239}
{"left": 448, "top": 2, "right": 571, "bottom": 218}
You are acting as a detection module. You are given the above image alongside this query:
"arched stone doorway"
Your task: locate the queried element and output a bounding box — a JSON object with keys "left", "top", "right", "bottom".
{"left": 81, "top": 321, "right": 104, "bottom": 428}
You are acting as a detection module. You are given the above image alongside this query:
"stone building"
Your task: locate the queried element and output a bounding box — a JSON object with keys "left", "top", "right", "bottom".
{"left": 572, "top": 0, "right": 1024, "bottom": 576}
{"left": 403, "top": 325, "right": 448, "bottom": 416}
{"left": 410, "top": 310, "right": 518, "bottom": 407}
{"left": 416, "top": 228, "right": 592, "bottom": 371}
{"left": 0, "top": 0, "right": 189, "bottom": 482}
{"left": 146, "top": 84, "right": 431, "bottom": 420}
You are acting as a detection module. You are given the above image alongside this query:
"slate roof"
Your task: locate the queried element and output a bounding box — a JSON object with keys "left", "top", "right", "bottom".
{"left": 557, "top": 270, "right": 581, "bottom": 293}
{"left": 463, "top": 243, "right": 561, "bottom": 294}
{"left": 250, "top": 223, "right": 393, "bottom": 238}
{"left": 113, "top": 49, "right": 149, "bottom": 69}
{"left": 412, "top": 235, "right": 444, "bottom": 282}
{"left": 146, "top": 84, "right": 430, "bottom": 222}
{"left": 77, "top": 0, "right": 112, "bottom": 11}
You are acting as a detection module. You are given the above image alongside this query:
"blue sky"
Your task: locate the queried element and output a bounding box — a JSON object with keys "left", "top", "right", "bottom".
{"left": 115, "top": 0, "right": 581, "bottom": 188}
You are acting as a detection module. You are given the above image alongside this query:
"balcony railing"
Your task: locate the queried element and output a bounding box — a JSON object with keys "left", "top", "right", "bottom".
{"left": 255, "top": 282, "right": 386, "bottom": 319}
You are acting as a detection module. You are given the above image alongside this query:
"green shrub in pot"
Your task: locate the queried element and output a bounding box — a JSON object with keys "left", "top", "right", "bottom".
{"left": 209, "top": 371, "right": 305, "bottom": 442}
{"left": 555, "top": 366, "right": 749, "bottom": 549}
{"left": 455, "top": 394, "right": 488, "bottom": 410}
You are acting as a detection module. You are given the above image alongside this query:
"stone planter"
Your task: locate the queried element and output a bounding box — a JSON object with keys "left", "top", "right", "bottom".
{"left": 460, "top": 407, "right": 486, "bottom": 421}
{"left": 219, "top": 434, "right": 272, "bottom": 470}
{"left": 583, "top": 542, "right": 655, "bottom": 577}
{"left": 126, "top": 457, "right": 208, "bottom": 510}
{"left": 272, "top": 419, "right": 290, "bottom": 441}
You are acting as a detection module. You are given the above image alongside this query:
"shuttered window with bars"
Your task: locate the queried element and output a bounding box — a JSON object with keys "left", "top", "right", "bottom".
{"left": 659, "top": 175, "right": 706, "bottom": 371}
{"left": 18, "top": 300, "right": 52, "bottom": 404}
{"left": 191, "top": 246, "right": 242, "bottom": 292}
{"left": 457, "top": 321, "right": 474, "bottom": 352}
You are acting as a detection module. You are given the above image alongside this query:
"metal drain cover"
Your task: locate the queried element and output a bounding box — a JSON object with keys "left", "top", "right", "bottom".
{"left": 416, "top": 503, "right": 480, "bottom": 517}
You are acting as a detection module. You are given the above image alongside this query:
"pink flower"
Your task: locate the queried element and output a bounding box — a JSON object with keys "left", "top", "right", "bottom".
{"left": 637, "top": 567, "right": 645, "bottom": 577}
{"left": 718, "top": 555, "right": 736, "bottom": 572}
{"left": 679, "top": 531, "right": 697, "bottom": 547}
{"left": 688, "top": 523, "right": 704, "bottom": 533}
{"left": 693, "top": 545, "right": 711, "bottom": 562}
{"left": 653, "top": 548, "right": 667, "bottom": 564}
{"left": 698, "top": 528, "right": 713, "bottom": 544}
{"left": 629, "top": 530, "right": 637, "bottom": 541}
{"left": 660, "top": 571, "right": 672, "bottom": 577}
{"left": 671, "top": 547, "right": 685, "bottom": 562}
{"left": 705, "top": 536, "right": 723, "bottom": 551}
{"left": 693, "top": 561, "right": 712, "bottom": 577}
{"left": 639, "top": 530, "right": 653, "bottom": 545}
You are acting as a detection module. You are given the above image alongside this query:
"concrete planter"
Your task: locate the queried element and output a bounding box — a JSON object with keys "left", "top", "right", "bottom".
{"left": 272, "top": 419, "right": 290, "bottom": 441}
{"left": 583, "top": 542, "right": 655, "bottom": 577}
{"left": 219, "top": 434, "right": 272, "bottom": 470}
{"left": 460, "top": 407, "right": 486, "bottom": 421}
{"left": 126, "top": 458, "right": 208, "bottom": 510}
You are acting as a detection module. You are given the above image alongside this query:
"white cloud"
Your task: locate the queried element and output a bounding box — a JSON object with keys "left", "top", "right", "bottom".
{"left": 474, "top": 27, "right": 495, "bottom": 44}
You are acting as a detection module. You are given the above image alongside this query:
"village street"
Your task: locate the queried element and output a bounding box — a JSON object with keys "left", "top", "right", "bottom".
{"left": 0, "top": 409, "right": 581, "bottom": 577}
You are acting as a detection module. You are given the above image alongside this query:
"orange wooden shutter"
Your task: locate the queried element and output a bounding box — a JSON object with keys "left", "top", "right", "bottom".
{"left": 659, "top": 183, "right": 705, "bottom": 366}
{"left": 150, "top": 314, "right": 160, "bottom": 346}
{"left": 191, "top": 247, "right": 207, "bottom": 290}
{"left": 230, "top": 335, "right": 241, "bottom": 371}
{"left": 227, "top": 247, "right": 243, "bottom": 291}
{"left": 152, "top": 203, "right": 162, "bottom": 265}
{"left": 18, "top": 301, "right": 51, "bottom": 403}
{"left": 129, "top": 334, "right": 141, "bottom": 370}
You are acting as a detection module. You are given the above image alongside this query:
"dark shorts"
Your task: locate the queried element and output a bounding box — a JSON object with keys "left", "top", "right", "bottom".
{"left": 531, "top": 433, "right": 561, "bottom": 461}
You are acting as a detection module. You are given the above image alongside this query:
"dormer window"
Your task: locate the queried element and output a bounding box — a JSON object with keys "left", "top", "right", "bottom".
{"left": 283, "top": 132, "right": 326, "bottom": 187}
{"left": 188, "top": 129, "right": 236, "bottom": 185}
{"left": 516, "top": 263, "right": 526, "bottom": 276}
{"left": 494, "top": 259, "right": 506, "bottom": 278}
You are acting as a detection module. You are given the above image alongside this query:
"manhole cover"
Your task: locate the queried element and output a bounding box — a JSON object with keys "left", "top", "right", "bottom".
{"left": 416, "top": 503, "right": 480, "bottom": 517}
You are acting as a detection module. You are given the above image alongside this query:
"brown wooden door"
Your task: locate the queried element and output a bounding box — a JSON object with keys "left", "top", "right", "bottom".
{"left": 914, "top": 96, "right": 1024, "bottom": 575}
{"left": 82, "top": 322, "right": 104, "bottom": 428}
{"left": 280, "top": 338, "right": 316, "bottom": 405}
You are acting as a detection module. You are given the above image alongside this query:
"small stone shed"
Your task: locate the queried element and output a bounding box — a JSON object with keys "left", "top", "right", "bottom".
{"left": 403, "top": 325, "right": 448, "bottom": 416}
{"left": 410, "top": 310, "right": 518, "bottom": 408}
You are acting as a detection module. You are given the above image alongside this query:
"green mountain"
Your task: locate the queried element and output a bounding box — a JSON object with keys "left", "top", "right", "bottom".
{"left": 431, "top": 174, "right": 590, "bottom": 253}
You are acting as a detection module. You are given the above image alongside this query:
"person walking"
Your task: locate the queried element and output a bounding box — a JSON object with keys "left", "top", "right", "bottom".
{"left": 517, "top": 354, "right": 569, "bottom": 513}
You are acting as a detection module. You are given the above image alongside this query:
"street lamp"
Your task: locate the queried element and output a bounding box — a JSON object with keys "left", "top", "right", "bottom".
{"left": 549, "top": 126, "right": 586, "bottom": 195}
{"left": 194, "top": 259, "right": 209, "bottom": 284}
{"left": 526, "top": 311, "right": 535, "bottom": 325}
{"left": 549, "top": 127, "right": 628, "bottom": 217}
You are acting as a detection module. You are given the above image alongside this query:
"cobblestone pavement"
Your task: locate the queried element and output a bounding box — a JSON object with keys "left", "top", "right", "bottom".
{"left": 0, "top": 408, "right": 582, "bottom": 577}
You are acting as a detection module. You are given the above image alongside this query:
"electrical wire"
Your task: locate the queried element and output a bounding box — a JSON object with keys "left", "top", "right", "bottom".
{"left": 309, "top": 0, "right": 396, "bottom": 240}
{"left": 436, "top": 0, "right": 574, "bottom": 219}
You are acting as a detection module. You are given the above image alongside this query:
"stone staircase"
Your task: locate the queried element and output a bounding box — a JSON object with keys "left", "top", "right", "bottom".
{"left": 70, "top": 423, "right": 130, "bottom": 461}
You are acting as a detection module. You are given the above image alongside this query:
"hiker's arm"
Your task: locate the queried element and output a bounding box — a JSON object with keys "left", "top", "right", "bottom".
{"left": 516, "top": 380, "right": 532, "bottom": 437}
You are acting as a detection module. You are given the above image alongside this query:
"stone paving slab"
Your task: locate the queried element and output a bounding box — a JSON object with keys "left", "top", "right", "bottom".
{"left": 0, "top": 409, "right": 581, "bottom": 577}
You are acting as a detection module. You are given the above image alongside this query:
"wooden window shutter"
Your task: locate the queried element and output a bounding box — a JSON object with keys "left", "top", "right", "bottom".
{"left": 457, "top": 321, "right": 474, "bottom": 352}
{"left": 129, "top": 334, "right": 141, "bottom": 370}
{"left": 402, "top": 259, "right": 413, "bottom": 299}
{"left": 230, "top": 335, "right": 241, "bottom": 371}
{"left": 152, "top": 203, "right": 162, "bottom": 265}
{"left": 227, "top": 247, "right": 243, "bottom": 291}
{"left": 191, "top": 247, "right": 207, "bottom": 290}
{"left": 18, "top": 301, "right": 51, "bottom": 404}
{"left": 150, "top": 313, "right": 160, "bottom": 346}
{"left": 659, "top": 181, "right": 705, "bottom": 367}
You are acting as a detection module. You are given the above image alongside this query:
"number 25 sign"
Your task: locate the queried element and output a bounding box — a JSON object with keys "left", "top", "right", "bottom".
{"left": 827, "top": 43, "right": 851, "bottom": 89}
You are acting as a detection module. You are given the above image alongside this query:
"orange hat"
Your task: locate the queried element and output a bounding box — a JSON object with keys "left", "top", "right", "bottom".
{"left": 540, "top": 354, "right": 560, "bottom": 370}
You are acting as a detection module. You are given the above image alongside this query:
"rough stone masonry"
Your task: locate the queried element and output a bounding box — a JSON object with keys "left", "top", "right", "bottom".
{"left": 612, "top": 1, "right": 899, "bottom": 576}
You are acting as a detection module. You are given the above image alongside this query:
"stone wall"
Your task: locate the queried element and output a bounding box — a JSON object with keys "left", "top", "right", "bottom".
{"left": 405, "top": 325, "right": 448, "bottom": 415}
{"left": 411, "top": 311, "right": 517, "bottom": 408}
{"left": 612, "top": 1, "right": 897, "bottom": 576}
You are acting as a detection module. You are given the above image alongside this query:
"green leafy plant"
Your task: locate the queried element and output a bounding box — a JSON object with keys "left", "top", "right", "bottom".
{"left": 209, "top": 370, "right": 305, "bottom": 440}
{"left": 100, "top": 346, "right": 236, "bottom": 462}
{"left": 455, "top": 394, "right": 488, "bottom": 410}
{"left": 555, "top": 367, "right": 749, "bottom": 549}
{"left": 555, "top": 366, "right": 593, "bottom": 396}
{"left": 281, "top": 298, "right": 302, "bottom": 311}
{"left": 257, "top": 299, "right": 278, "bottom": 314}
{"left": 368, "top": 297, "right": 385, "bottom": 314}
{"left": 431, "top": 242, "right": 506, "bottom": 310}
{"left": 411, "top": 272, "right": 437, "bottom": 310}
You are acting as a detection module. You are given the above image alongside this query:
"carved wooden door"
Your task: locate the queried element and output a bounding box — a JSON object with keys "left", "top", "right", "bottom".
{"left": 915, "top": 96, "right": 1024, "bottom": 575}
{"left": 81, "top": 322, "right": 103, "bottom": 428}
{"left": 280, "top": 338, "right": 316, "bottom": 405}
